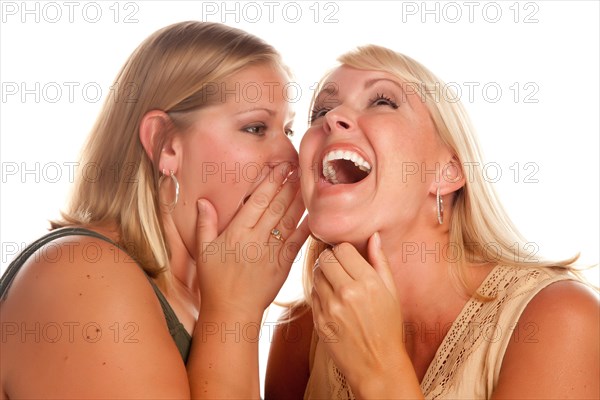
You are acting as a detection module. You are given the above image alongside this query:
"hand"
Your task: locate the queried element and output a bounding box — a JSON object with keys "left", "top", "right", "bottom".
{"left": 311, "top": 233, "right": 417, "bottom": 397}
{"left": 196, "top": 163, "right": 310, "bottom": 320}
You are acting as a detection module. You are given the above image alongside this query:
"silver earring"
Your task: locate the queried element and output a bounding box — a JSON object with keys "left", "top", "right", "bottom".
{"left": 158, "top": 169, "right": 179, "bottom": 212}
{"left": 436, "top": 186, "right": 444, "bottom": 225}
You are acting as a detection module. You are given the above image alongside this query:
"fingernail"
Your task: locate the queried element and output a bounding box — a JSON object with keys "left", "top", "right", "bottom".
{"left": 287, "top": 167, "right": 299, "bottom": 182}
{"left": 312, "top": 259, "right": 320, "bottom": 273}
{"left": 282, "top": 162, "right": 293, "bottom": 176}
{"left": 373, "top": 232, "right": 382, "bottom": 249}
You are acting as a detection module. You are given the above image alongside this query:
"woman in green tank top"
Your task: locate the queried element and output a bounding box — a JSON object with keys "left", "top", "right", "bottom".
{"left": 0, "top": 21, "right": 309, "bottom": 399}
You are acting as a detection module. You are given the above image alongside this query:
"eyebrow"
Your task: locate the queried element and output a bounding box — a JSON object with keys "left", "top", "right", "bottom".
{"left": 234, "top": 107, "right": 296, "bottom": 122}
{"left": 235, "top": 107, "right": 275, "bottom": 116}
{"left": 364, "top": 78, "right": 406, "bottom": 93}
{"left": 315, "top": 77, "right": 406, "bottom": 100}
{"left": 315, "top": 83, "right": 339, "bottom": 101}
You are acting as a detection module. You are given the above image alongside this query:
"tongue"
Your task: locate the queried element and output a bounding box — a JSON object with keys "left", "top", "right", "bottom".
{"left": 331, "top": 159, "right": 369, "bottom": 184}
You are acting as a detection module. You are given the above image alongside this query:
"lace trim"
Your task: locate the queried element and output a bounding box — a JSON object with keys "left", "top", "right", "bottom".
{"left": 328, "top": 355, "right": 355, "bottom": 399}
{"left": 325, "top": 265, "right": 554, "bottom": 399}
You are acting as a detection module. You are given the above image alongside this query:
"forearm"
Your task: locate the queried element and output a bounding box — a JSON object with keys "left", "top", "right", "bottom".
{"left": 187, "top": 311, "right": 263, "bottom": 399}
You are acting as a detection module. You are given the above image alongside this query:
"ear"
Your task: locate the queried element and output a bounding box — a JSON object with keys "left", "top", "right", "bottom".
{"left": 139, "top": 110, "right": 181, "bottom": 174}
{"left": 429, "top": 154, "right": 465, "bottom": 196}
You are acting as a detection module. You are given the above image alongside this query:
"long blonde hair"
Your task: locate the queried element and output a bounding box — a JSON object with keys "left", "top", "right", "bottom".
{"left": 302, "top": 45, "right": 580, "bottom": 303}
{"left": 52, "top": 21, "right": 285, "bottom": 288}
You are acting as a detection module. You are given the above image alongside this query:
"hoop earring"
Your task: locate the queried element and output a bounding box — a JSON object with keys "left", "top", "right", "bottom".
{"left": 436, "top": 186, "right": 444, "bottom": 225}
{"left": 158, "top": 169, "right": 179, "bottom": 212}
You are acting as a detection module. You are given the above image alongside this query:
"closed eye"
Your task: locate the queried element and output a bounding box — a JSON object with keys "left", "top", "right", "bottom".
{"left": 370, "top": 93, "right": 399, "bottom": 109}
{"left": 310, "top": 106, "right": 330, "bottom": 124}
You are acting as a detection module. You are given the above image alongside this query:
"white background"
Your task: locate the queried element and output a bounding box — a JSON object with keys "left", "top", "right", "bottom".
{"left": 1, "top": 0, "right": 598, "bottom": 395}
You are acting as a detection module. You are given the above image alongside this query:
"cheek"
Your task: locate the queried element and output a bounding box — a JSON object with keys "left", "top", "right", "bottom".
{"left": 204, "top": 148, "right": 263, "bottom": 196}
{"left": 299, "top": 132, "right": 320, "bottom": 192}
{"left": 299, "top": 130, "right": 322, "bottom": 168}
{"left": 180, "top": 141, "right": 254, "bottom": 212}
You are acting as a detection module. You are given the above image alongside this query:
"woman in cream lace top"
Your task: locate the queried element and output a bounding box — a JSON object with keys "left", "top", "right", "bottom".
{"left": 266, "top": 45, "right": 599, "bottom": 399}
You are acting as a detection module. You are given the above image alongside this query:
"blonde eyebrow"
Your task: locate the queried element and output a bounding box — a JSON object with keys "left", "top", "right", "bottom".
{"left": 234, "top": 107, "right": 276, "bottom": 116}
{"left": 315, "top": 82, "right": 339, "bottom": 100}
{"left": 364, "top": 78, "right": 405, "bottom": 92}
{"left": 234, "top": 107, "right": 295, "bottom": 124}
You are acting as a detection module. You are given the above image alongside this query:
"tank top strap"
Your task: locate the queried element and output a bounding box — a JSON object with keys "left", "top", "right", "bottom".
{"left": 1, "top": 227, "right": 117, "bottom": 300}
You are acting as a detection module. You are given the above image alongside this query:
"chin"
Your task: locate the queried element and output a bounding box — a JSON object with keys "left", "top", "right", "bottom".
{"left": 308, "top": 213, "right": 371, "bottom": 250}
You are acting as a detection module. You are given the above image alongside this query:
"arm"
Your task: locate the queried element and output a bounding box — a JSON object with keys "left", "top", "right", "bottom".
{"left": 0, "top": 235, "right": 190, "bottom": 399}
{"left": 491, "top": 280, "right": 599, "bottom": 399}
{"left": 265, "top": 303, "right": 314, "bottom": 399}
{"left": 187, "top": 164, "right": 310, "bottom": 399}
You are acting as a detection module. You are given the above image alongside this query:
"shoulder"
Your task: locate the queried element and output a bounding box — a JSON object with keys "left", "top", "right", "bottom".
{"left": 265, "top": 302, "right": 314, "bottom": 400}
{"left": 492, "top": 278, "right": 599, "bottom": 399}
{"left": 2, "top": 233, "right": 158, "bottom": 313}
{"left": 520, "top": 277, "right": 598, "bottom": 323}
{"left": 1, "top": 233, "right": 189, "bottom": 398}
{"left": 515, "top": 278, "right": 598, "bottom": 343}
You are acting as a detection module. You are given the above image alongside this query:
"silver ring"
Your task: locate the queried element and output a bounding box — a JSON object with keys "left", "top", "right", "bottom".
{"left": 270, "top": 228, "right": 284, "bottom": 242}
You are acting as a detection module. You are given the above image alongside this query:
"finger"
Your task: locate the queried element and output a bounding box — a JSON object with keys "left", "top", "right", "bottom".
{"left": 272, "top": 187, "right": 305, "bottom": 241}
{"left": 327, "top": 243, "right": 370, "bottom": 281}
{"left": 196, "top": 199, "right": 218, "bottom": 258}
{"left": 233, "top": 163, "right": 293, "bottom": 229}
{"left": 278, "top": 217, "right": 310, "bottom": 268}
{"left": 367, "top": 232, "right": 398, "bottom": 298}
{"left": 312, "top": 264, "right": 334, "bottom": 307}
{"left": 255, "top": 168, "right": 300, "bottom": 237}
{"left": 316, "top": 249, "right": 353, "bottom": 291}
{"left": 310, "top": 288, "right": 323, "bottom": 316}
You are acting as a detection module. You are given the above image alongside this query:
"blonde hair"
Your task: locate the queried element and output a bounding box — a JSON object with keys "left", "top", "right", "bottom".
{"left": 52, "top": 21, "right": 285, "bottom": 288}
{"left": 301, "top": 45, "right": 580, "bottom": 303}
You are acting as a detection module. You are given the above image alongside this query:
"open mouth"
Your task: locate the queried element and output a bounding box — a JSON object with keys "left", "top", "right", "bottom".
{"left": 322, "top": 149, "right": 372, "bottom": 185}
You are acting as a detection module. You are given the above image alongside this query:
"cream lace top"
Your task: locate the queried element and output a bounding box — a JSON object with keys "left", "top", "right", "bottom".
{"left": 303, "top": 265, "right": 575, "bottom": 399}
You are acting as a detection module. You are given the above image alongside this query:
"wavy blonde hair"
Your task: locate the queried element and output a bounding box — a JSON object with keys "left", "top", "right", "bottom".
{"left": 301, "top": 45, "right": 581, "bottom": 303}
{"left": 52, "top": 21, "right": 285, "bottom": 288}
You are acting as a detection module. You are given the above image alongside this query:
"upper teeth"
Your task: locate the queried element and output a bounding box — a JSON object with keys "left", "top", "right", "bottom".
{"left": 322, "top": 149, "right": 372, "bottom": 184}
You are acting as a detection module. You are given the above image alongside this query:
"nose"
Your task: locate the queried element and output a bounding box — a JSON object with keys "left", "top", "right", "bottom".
{"left": 272, "top": 132, "right": 299, "bottom": 164}
{"left": 323, "top": 107, "right": 353, "bottom": 134}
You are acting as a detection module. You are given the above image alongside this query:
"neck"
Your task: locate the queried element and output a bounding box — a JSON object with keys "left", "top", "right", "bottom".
{"left": 378, "top": 223, "right": 492, "bottom": 325}
{"left": 162, "top": 214, "right": 200, "bottom": 300}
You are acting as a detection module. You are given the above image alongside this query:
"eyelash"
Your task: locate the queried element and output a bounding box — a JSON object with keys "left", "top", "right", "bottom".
{"left": 309, "top": 106, "right": 330, "bottom": 124}
{"left": 243, "top": 123, "right": 295, "bottom": 138}
{"left": 370, "top": 93, "right": 399, "bottom": 109}
{"left": 243, "top": 124, "right": 267, "bottom": 136}
{"left": 310, "top": 93, "right": 399, "bottom": 124}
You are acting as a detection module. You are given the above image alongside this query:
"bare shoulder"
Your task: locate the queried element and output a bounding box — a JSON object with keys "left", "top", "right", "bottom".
{"left": 1, "top": 234, "right": 160, "bottom": 323}
{"left": 492, "top": 279, "right": 599, "bottom": 399}
{"left": 265, "top": 302, "right": 314, "bottom": 400}
{"left": 0, "top": 234, "right": 190, "bottom": 399}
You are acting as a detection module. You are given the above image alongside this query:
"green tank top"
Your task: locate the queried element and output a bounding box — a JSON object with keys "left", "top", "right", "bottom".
{"left": 0, "top": 227, "right": 191, "bottom": 363}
